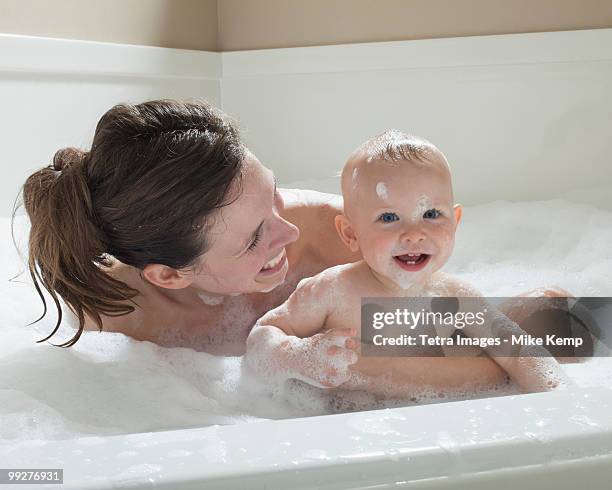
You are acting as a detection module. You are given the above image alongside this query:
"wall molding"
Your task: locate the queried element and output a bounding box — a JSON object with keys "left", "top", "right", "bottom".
{"left": 0, "top": 33, "right": 221, "bottom": 80}
{"left": 2, "top": 29, "right": 611, "bottom": 213}
{"left": 222, "top": 28, "right": 612, "bottom": 77}
{"left": 3, "top": 28, "right": 610, "bottom": 81}
{"left": 0, "top": 34, "right": 222, "bottom": 217}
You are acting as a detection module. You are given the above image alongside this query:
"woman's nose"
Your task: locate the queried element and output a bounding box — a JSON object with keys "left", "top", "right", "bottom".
{"left": 269, "top": 215, "right": 300, "bottom": 250}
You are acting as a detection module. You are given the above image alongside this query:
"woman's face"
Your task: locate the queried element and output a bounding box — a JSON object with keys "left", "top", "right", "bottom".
{"left": 192, "top": 153, "right": 300, "bottom": 295}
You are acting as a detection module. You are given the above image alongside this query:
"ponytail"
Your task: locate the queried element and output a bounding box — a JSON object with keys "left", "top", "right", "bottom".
{"left": 19, "top": 147, "right": 139, "bottom": 347}
{"left": 15, "top": 99, "right": 245, "bottom": 347}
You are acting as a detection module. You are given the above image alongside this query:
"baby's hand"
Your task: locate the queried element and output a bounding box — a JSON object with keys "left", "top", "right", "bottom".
{"left": 287, "top": 328, "right": 359, "bottom": 388}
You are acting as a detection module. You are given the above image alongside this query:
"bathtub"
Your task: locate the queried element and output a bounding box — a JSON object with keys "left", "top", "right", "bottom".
{"left": 2, "top": 28, "right": 612, "bottom": 489}
{"left": 3, "top": 195, "right": 612, "bottom": 489}
{"left": 2, "top": 386, "right": 612, "bottom": 489}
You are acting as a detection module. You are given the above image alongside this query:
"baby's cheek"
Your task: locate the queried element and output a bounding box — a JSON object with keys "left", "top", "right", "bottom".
{"left": 363, "top": 234, "right": 390, "bottom": 257}
{"left": 361, "top": 237, "right": 392, "bottom": 272}
{"left": 434, "top": 227, "right": 456, "bottom": 256}
{"left": 372, "top": 234, "right": 393, "bottom": 252}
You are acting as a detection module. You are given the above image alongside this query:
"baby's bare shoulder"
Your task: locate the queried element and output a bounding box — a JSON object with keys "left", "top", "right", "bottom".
{"left": 295, "top": 262, "right": 359, "bottom": 297}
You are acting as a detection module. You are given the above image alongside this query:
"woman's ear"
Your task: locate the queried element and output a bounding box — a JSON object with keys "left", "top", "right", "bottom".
{"left": 334, "top": 214, "right": 360, "bottom": 252}
{"left": 453, "top": 204, "right": 463, "bottom": 226}
{"left": 142, "top": 263, "right": 193, "bottom": 289}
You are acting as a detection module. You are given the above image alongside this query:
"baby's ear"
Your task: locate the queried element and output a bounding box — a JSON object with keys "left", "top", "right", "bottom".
{"left": 334, "top": 214, "right": 360, "bottom": 252}
{"left": 453, "top": 204, "right": 463, "bottom": 225}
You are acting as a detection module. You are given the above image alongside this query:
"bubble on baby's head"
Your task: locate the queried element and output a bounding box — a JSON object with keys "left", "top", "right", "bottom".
{"left": 412, "top": 195, "right": 433, "bottom": 222}
{"left": 375, "top": 182, "right": 389, "bottom": 201}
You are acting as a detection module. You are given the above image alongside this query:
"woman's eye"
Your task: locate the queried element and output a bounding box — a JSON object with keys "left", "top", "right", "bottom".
{"left": 378, "top": 212, "right": 399, "bottom": 223}
{"left": 246, "top": 229, "right": 262, "bottom": 252}
{"left": 423, "top": 208, "right": 442, "bottom": 219}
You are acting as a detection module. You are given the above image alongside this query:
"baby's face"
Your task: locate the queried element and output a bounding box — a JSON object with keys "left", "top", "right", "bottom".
{"left": 342, "top": 153, "right": 461, "bottom": 290}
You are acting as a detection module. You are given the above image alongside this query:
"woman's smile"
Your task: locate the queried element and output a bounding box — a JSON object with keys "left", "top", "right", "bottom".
{"left": 258, "top": 249, "right": 288, "bottom": 276}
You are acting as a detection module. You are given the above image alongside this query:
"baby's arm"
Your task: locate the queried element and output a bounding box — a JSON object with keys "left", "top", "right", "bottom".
{"left": 245, "top": 276, "right": 357, "bottom": 388}
{"left": 445, "top": 277, "right": 572, "bottom": 392}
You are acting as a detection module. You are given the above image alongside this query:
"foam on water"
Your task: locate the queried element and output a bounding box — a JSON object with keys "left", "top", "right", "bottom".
{"left": 2, "top": 193, "right": 612, "bottom": 440}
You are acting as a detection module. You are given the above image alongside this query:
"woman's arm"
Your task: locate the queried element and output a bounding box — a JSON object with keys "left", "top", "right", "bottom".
{"left": 347, "top": 355, "right": 510, "bottom": 399}
{"left": 444, "top": 277, "right": 572, "bottom": 392}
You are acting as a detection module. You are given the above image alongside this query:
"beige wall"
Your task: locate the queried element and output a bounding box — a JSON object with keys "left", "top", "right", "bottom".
{"left": 0, "top": 0, "right": 218, "bottom": 51}
{"left": 1, "top": 0, "right": 611, "bottom": 52}
{"left": 218, "top": 0, "right": 612, "bottom": 51}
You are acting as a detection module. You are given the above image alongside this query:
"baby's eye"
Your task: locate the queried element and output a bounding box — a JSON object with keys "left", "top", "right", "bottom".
{"left": 423, "top": 208, "right": 442, "bottom": 219}
{"left": 378, "top": 212, "right": 399, "bottom": 223}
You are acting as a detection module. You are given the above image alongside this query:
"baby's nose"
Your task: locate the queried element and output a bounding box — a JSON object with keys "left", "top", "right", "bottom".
{"left": 400, "top": 225, "right": 426, "bottom": 242}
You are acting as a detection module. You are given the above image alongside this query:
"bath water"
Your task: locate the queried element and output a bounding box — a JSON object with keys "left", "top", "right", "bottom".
{"left": 2, "top": 194, "right": 611, "bottom": 441}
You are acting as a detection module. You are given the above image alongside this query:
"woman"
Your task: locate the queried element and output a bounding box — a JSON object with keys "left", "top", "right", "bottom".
{"left": 19, "top": 99, "right": 569, "bottom": 385}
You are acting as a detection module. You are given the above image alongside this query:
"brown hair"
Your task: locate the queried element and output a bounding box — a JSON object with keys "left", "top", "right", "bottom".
{"left": 15, "top": 99, "right": 245, "bottom": 347}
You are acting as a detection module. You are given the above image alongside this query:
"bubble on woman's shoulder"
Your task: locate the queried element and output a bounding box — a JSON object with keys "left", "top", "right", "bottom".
{"left": 197, "top": 291, "right": 225, "bottom": 306}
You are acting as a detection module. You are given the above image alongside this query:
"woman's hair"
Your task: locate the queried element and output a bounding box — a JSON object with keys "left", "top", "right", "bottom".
{"left": 16, "top": 99, "right": 245, "bottom": 347}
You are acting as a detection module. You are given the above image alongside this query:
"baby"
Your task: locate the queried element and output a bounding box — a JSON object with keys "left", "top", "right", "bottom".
{"left": 245, "top": 130, "right": 569, "bottom": 400}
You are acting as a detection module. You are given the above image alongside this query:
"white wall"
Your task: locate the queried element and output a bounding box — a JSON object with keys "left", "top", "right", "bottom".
{"left": 0, "top": 34, "right": 221, "bottom": 217}
{"left": 222, "top": 29, "right": 612, "bottom": 207}
{"left": 2, "top": 29, "right": 611, "bottom": 217}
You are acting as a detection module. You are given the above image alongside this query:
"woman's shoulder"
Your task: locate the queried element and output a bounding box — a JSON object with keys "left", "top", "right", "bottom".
{"left": 280, "top": 187, "right": 342, "bottom": 204}
{"left": 280, "top": 188, "right": 343, "bottom": 233}
{"left": 280, "top": 188, "right": 361, "bottom": 269}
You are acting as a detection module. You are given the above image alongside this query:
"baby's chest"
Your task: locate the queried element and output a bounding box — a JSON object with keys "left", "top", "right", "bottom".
{"left": 320, "top": 281, "right": 455, "bottom": 338}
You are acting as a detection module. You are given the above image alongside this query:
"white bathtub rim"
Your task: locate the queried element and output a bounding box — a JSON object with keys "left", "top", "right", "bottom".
{"left": 2, "top": 385, "right": 611, "bottom": 489}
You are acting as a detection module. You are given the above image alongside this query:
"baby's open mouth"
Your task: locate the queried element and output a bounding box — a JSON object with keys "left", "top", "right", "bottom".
{"left": 394, "top": 253, "right": 428, "bottom": 264}
{"left": 393, "top": 253, "right": 431, "bottom": 271}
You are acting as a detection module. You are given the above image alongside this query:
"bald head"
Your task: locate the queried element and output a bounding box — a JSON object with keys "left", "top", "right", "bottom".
{"left": 341, "top": 130, "right": 451, "bottom": 215}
